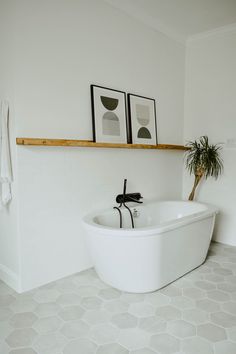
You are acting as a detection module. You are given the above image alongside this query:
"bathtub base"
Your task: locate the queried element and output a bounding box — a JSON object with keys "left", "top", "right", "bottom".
{"left": 86, "top": 216, "right": 215, "bottom": 293}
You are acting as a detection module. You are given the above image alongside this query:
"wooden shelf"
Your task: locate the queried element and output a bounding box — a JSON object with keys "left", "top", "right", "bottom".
{"left": 16, "top": 138, "right": 189, "bottom": 151}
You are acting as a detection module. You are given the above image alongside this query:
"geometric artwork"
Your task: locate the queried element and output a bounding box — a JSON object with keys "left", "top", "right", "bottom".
{"left": 91, "top": 85, "right": 128, "bottom": 143}
{"left": 128, "top": 94, "right": 157, "bottom": 145}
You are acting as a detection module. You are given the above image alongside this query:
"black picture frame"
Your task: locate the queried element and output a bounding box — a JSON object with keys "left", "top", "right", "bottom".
{"left": 91, "top": 85, "right": 128, "bottom": 143}
{"left": 127, "top": 94, "right": 158, "bottom": 145}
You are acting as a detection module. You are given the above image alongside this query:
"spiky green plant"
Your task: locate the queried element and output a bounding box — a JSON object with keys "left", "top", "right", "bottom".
{"left": 185, "top": 136, "right": 223, "bottom": 200}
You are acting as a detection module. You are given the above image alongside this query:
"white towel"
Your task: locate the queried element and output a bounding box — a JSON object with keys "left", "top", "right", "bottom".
{"left": 0, "top": 100, "right": 12, "bottom": 207}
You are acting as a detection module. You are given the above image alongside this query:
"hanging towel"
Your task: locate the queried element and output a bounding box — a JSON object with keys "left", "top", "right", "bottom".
{"left": 0, "top": 100, "right": 12, "bottom": 207}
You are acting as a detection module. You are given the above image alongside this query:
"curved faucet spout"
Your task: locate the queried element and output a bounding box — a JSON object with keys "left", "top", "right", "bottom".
{"left": 126, "top": 195, "right": 143, "bottom": 204}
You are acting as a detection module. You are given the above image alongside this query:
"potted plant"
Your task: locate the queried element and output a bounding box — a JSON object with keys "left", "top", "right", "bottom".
{"left": 185, "top": 136, "right": 223, "bottom": 201}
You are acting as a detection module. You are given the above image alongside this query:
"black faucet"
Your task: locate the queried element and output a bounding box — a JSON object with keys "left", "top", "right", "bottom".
{"left": 116, "top": 179, "right": 143, "bottom": 204}
{"left": 113, "top": 179, "right": 143, "bottom": 229}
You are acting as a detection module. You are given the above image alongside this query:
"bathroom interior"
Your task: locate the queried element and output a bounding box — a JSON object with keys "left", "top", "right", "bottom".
{"left": 1, "top": 0, "right": 236, "bottom": 353}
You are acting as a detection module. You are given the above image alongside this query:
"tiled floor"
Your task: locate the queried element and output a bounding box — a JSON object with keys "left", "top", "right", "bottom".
{"left": 1, "top": 242, "right": 236, "bottom": 354}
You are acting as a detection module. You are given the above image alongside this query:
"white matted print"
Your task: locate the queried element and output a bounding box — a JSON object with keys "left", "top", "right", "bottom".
{"left": 91, "top": 85, "right": 128, "bottom": 143}
{"left": 128, "top": 94, "right": 157, "bottom": 145}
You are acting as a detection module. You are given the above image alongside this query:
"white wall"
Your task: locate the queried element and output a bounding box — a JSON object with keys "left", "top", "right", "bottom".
{"left": 184, "top": 29, "right": 236, "bottom": 246}
{"left": 0, "top": 0, "right": 20, "bottom": 291}
{"left": 9, "top": 0, "right": 185, "bottom": 291}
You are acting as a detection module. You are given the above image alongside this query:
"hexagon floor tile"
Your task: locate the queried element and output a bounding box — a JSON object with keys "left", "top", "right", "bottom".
{"left": 1, "top": 242, "right": 236, "bottom": 353}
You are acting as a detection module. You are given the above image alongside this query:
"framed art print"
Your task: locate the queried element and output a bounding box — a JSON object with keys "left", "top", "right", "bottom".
{"left": 128, "top": 94, "right": 157, "bottom": 145}
{"left": 91, "top": 85, "right": 128, "bottom": 143}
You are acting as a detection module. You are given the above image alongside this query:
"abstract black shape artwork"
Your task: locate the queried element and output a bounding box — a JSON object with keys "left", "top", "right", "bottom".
{"left": 128, "top": 94, "right": 157, "bottom": 145}
{"left": 100, "top": 96, "right": 119, "bottom": 111}
{"left": 137, "top": 127, "right": 151, "bottom": 139}
{"left": 91, "top": 85, "right": 128, "bottom": 143}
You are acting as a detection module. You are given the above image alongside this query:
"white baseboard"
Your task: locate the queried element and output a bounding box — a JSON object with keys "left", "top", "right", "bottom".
{"left": 0, "top": 263, "right": 20, "bottom": 292}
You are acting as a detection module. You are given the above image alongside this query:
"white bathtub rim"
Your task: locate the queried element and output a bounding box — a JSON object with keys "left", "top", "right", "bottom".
{"left": 83, "top": 200, "right": 218, "bottom": 237}
{"left": 84, "top": 212, "right": 216, "bottom": 237}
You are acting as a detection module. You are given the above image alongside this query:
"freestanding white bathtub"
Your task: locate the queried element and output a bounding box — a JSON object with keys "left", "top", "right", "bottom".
{"left": 83, "top": 201, "right": 218, "bottom": 293}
